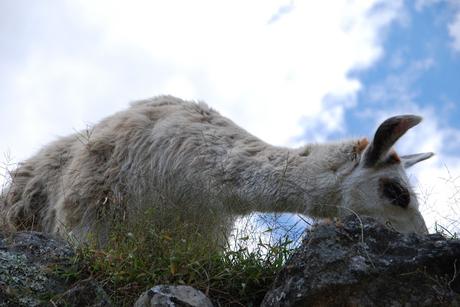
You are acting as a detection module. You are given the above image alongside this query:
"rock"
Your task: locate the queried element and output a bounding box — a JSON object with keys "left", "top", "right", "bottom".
{"left": 134, "top": 285, "right": 214, "bottom": 307}
{"left": 0, "top": 231, "right": 111, "bottom": 306}
{"left": 262, "top": 215, "right": 460, "bottom": 307}
{"left": 52, "top": 278, "right": 112, "bottom": 307}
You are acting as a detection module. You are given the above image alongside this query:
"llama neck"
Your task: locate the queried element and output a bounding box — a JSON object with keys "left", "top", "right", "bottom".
{"left": 218, "top": 140, "right": 357, "bottom": 217}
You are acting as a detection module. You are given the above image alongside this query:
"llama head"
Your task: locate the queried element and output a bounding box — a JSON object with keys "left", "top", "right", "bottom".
{"left": 340, "top": 115, "right": 433, "bottom": 234}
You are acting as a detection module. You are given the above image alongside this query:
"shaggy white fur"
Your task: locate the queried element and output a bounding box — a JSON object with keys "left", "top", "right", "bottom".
{"left": 0, "top": 96, "right": 433, "bottom": 243}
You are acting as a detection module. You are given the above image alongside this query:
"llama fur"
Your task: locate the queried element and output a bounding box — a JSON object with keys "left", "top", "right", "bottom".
{"left": 0, "top": 96, "right": 431, "bottom": 244}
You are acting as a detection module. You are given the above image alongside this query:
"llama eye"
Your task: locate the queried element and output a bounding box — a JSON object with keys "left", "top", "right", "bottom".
{"left": 379, "top": 178, "right": 410, "bottom": 208}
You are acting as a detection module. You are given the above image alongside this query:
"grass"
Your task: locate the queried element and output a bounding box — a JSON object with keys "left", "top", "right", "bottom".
{"left": 62, "top": 210, "right": 297, "bottom": 306}
{"left": 44, "top": 201, "right": 459, "bottom": 306}
{"left": 434, "top": 222, "right": 459, "bottom": 239}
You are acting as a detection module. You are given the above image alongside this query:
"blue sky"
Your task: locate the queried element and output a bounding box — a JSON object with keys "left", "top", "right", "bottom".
{"left": 0, "top": 0, "right": 459, "bottom": 233}
{"left": 346, "top": 2, "right": 460, "bottom": 140}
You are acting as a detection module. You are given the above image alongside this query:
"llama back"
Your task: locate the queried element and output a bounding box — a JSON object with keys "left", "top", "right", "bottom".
{"left": 0, "top": 96, "right": 250, "bottom": 241}
{"left": 1, "top": 134, "right": 77, "bottom": 232}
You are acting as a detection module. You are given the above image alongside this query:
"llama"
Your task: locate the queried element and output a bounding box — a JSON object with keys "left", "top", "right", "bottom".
{"left": 0, "top": 96, "right": 433, "bottom": 244}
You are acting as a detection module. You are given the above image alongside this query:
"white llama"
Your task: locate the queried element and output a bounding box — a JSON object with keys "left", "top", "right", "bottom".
{"left": 0, "top": 96, "right": 433, "bottom": 244}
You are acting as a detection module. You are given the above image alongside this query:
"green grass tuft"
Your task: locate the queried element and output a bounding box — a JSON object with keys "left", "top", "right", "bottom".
{"left": 65, "top": 210, "right": 296, "bottom": 306}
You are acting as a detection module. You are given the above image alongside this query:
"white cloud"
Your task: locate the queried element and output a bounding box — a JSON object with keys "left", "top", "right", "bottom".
{"left": 415, "top": 157, "right": 460, "bottom": 234}
{"left": 0, "top": 0, "right": 404, "bottom": 165}
{"left": 414, "top": 0, "right": 443, "bottom": 11}
{"left": 75, "top": 0, "right": 405, "bottom": 145}
{"left": 449, "top": 10, "right": 460, "bottom": 52}
{"left": 405, "top": 115, "right": 460, "bottom": 234}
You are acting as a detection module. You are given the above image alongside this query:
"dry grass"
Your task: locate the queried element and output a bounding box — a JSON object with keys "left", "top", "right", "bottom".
{"left": 66, "top": 208, "right": 297, "bottom": 306}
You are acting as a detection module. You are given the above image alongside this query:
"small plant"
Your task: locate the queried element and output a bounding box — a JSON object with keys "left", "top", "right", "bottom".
{"left": 434, "top": 222, "right": 458, "bottom": 239}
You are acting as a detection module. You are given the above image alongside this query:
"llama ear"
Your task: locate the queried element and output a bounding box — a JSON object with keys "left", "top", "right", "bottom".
{"left": 400, "top": 152, "right": 434, "bottom": 168}
{"left": 363, "top": 115, "right": 422, "bottom": 167}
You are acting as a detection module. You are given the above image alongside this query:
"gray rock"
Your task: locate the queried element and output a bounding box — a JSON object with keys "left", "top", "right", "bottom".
{"left": 134, "top": 285, "right": 214, "bottom": 307}
{"left": 262, "top": 216, "right": 460, "bottom": 307}
{"left": 0, "top": 231, "right": 111, "bottom": 306}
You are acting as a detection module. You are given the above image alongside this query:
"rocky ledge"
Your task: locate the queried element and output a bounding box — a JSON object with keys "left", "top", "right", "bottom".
{"left": 0, "top": 216, "right": 459, "bottom": 306}
{"left": 262, "top": 215, "right": 460, "bottom": 307}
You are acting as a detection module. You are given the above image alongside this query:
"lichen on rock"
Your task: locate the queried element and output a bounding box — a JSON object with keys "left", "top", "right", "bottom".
{"left": 0, "top": 231, "right": 110, "bottom": 306}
